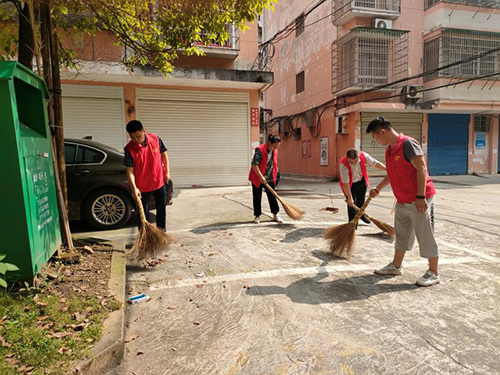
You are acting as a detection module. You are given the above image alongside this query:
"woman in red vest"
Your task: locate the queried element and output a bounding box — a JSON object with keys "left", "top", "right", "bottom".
{"left": 367, "top": 117, "right": 439, "bottom": 287}
{"left": 248, "top": 134, "right": 282, "bottom": 224}
{"left": 339, "top": 148, "right": 385, "bottom": 224}
{"left": 124, "top": 120, "right": 170, "bottom": 232}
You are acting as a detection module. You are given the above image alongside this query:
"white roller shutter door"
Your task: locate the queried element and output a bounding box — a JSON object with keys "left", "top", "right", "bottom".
{"left": 361, "top": 112, "right": 423, "bottom": 176}
{"left": 136, "top": 88, "right": 250, "bottom": 187}
{"left": 62, "top": 84, "right": 126, "bottom": 148}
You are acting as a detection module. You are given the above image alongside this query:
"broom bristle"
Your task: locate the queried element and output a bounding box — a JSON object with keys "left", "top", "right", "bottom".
{"left": 370, "top": 216, "right": 395, "bottom": 237}
{"left": 128, "top": 222, "right": 175, "bottom": 261}
{"left": 281, "top": 201, "right": 305, "bottom": 220}
{"left": 323, "top": 223, "right": 356, "bottom": 258}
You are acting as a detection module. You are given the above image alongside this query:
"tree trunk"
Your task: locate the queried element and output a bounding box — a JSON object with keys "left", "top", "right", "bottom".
{"left": 18, "top": 3, "right": 35, "bottom": 70}
{"left": 47, "top": 0, "right": 69, "bottom": 211}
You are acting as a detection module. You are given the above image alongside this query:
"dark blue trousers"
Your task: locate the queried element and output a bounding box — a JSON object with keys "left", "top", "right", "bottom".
{"left": 140, "top": 184, "right": 166, "bottom": 231}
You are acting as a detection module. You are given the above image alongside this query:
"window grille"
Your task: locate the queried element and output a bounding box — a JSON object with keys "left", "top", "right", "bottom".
{"left": 333, "top": 0, "right": 400, "bottom": 23}
{"left": 474, "top": 115, "right": 490, "bottom": 132}
{"left": 296, "top": 71, "right": 305, "bottom": 93}
{"left": 296, "top": 14, "right": 305, "bottom": 37}
{"left": 332, "top": 27, "right": 408, "bottom": 93}
{"left": 424, "top": 29, "right": 500, "bottom": 82}
{"left": 425, "top": 0, "right": 500, "bottom": 10}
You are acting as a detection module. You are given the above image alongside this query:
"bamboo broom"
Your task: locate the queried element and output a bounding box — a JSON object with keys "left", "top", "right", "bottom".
{"left": 128, "top": 196, "right": 174, "bottom": 261}
{"left": 324, "top": 197, "right": 373, "bottom": 259}
{"left": 262, "top": 181, "right": 305, "bottom": 220}
{"left": 352, "top": 204, "right": 395, "bottom": 237}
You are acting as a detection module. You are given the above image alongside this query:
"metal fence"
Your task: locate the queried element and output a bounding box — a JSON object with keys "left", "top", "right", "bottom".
{"left": 333, "top": 0, "right": 400, "bottom": 22}
{"left": 424, "top": 29, "right": 500, "bottom": 81}
{"left": 424, "top": 0, "right": 500, "bottom": 9}
{"left": 194, "top": 24, "right": 240, "bottom": 50}
{"left": 332, "top": 27, "right": 408, "bottom": 93}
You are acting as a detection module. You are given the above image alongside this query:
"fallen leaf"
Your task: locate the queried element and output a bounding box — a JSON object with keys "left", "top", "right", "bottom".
{"left": 37, "top": 316, "right": 49, "bottom": 322}
{"left": 193, "top": 321, "right": 200, "bottom": 326}
{"left": 208, "top": 252, "right": 216, "bottom": 257}
{"left": 73, "top": 312, "right": 83, "bottom": 321}
{"left": 195, "top": 284, "right": 204, "bottom": 288}
{"left": 49, "top": 331, "right": 74, "bottom": 339}
{"left": 0, "top": 335, "right": 11, "bottom": 348}
{"left": 58, "top": 347, "right": 70, "bottom": 354}
{"left": 18, "top": 364, "right": 35, "bottom": 373}
{"left": 167, "top": 306, "right": 175, "bottom": 310}
{"left": 67, "top": 323, "right": 86, "bottom": 331}
{"left": 171, "top": 347, "right": 177, "bottom": 351}
{"left": 136, "top": 351, "right": 144, "bottom": 356}
{"left": 125, "top": 334, "right": 140, "bottom": 343}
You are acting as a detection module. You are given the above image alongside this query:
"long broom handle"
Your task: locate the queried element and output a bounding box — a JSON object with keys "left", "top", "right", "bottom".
{"left": 352, "top": 204, "right": 374, "bottom": 220}
{"left": 350, "top": 196, "right": 372, "bottom": 224}
{"left": 262, "top": 181, "right": 286, "bottom": 206}
{"left": 135, "top": 195, "right": 147, "bottom": 224}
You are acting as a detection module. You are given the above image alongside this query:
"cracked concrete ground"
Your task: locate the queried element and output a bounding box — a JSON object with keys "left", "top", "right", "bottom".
{"left": 89, "top": 175, "right": 500, "bottom": 375}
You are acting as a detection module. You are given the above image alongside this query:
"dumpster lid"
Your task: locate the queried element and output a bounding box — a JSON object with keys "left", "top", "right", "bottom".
{"left": 0, "top": 61, "right": 49, "bottom": 98}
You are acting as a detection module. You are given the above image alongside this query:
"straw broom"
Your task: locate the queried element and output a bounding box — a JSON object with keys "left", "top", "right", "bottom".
{"left": 128, "top": 196, "right": 174, "bottom": 261}
{"left": 262, "top": 181, "right": 305, "bottom": 220}
{"left": 324, "top": 197, "right": 373, "bottom": 259}
{"left": 353, "top": 204, "right": 395, "bottom": 237}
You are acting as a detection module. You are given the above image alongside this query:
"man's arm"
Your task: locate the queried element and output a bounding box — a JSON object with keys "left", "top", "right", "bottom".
{"left": 374, "top": 161, "right": 386, "bottom": 171}
{"left": 161, "top": 151, "right": 170, "bottom": 182}
{"left": 369, "top": 175, "right": 390, "bottom": 198}
{"left": 410, "top": 155, "right": 428, "bottom": 213}
{"left": 126, "top": 167, "right": 141, "bottom": 200}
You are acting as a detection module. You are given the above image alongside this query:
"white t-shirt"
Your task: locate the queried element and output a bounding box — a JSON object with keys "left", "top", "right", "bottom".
{"left": 340, "top": 151, "right": 378, "bottom": 184}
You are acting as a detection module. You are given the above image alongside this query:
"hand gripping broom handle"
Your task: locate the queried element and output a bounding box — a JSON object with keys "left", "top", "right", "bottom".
{"left": 135, "top": 195, "right": 147, "bottom": 224}
{"left": 350, "top": 196, "right": 372, "bottom": 225}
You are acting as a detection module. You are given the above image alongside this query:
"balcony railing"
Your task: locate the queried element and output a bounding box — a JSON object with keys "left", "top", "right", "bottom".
{"left": 425, "top": 0, "right": 500, "bottom": 9}
{"left": 332, "top": 27, "right": 408, "bottom": 94}
{"left": 333, "top": 0, "right": 401, "bottom": 25}
{"left": 192, "top": 24, "right": 240, "bottom": 59}
{"left": 424, "top": 29, "right": 500, "bottom": 81}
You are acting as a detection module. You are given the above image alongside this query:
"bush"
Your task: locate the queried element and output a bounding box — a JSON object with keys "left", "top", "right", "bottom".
{"left": 0, "top": 254, "right": 19, "bottom": 289}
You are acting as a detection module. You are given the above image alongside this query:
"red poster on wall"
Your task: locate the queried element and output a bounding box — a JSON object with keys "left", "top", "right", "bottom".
{"left": 251, "top": 108, "right": 260, "bottom": 127}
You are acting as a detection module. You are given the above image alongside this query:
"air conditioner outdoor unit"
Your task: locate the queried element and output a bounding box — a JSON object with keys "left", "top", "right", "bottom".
{"left": 373, "top": 19, "right": 393, "bottom": 29}
{"left": 401, "top": 85, "right": 423, "bottom": 104}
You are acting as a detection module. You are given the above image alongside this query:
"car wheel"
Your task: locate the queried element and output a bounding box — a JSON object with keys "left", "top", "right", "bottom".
{"left": 83, "top": 188, "right": 132, "bottom": 230}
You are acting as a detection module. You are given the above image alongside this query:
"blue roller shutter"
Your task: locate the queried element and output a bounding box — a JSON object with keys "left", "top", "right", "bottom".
{"left": 428, "top": 114, "right": 469, "bottom": 175}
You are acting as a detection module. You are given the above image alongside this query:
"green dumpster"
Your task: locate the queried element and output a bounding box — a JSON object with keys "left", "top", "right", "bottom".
{"left": 0, "top": 61, "right": 61, "bottom": 281}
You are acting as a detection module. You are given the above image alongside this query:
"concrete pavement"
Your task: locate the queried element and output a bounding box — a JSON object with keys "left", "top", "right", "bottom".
{"left": 98, "top": 174, "right": 500, "bottom": 375}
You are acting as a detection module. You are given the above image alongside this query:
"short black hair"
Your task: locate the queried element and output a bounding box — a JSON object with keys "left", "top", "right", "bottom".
{"left": 346, "top": 148, "right": 358, "bottom": 159}
{"left": 268, "top": 134, "right": 281, "bottom": 144}
{"left": 126, "top": 120, "right": 144, "bottom": 133}
{"left": 366, "top": 117, "right": 392, "bottom": 133}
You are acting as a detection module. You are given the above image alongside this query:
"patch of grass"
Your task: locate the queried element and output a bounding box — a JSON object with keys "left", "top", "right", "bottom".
{"left": 0, "top": 289, "right": 120, "bottom": 375}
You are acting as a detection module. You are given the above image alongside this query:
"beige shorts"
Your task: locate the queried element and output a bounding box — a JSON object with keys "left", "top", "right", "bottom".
{"left": 394, "top": 196, "right": 439, "bottom": 258}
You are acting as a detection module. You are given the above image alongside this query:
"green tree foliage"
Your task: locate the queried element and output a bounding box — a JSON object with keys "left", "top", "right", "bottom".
{"left": 0, "top": 254, "right": 20, "bottom": 288}
{"left": 1, "top": 0, "right": 276, "bottom": 73}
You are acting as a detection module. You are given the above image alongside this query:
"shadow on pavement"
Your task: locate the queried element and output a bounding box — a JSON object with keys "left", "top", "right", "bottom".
{"left": 281, "top": 227, "right": 325, "bottom": 243}
{"left": 191, "top": 221, "right": 297, "bottom": 234}
{"left": 246, "top": 272, "right": 418, "bottom": 305}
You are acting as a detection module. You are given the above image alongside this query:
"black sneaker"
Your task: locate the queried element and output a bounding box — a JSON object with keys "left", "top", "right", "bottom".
{"left": 360, "top": 215, "right": 371, "bottom": 224}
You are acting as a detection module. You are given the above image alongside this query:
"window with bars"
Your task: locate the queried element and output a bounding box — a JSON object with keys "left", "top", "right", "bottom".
{"left": 474, "top": 115, "right": 490, "bottom": 132}
{"left": 332, "top": 27, "right": 408, "bottom": 93}
{"left": 296, "top": 71, "right": 305, "bottom": 93}
{"left": 424, "top": 29, "right": 500, "bottom": 82}
{"left": 296, "top": 14, "right": 305, "bottom": 37}
{"left": 425, "top": 0, "right": 500, "bottom": 10}
{"left": 333, "top": 0, "right": 401, "bottom": 23}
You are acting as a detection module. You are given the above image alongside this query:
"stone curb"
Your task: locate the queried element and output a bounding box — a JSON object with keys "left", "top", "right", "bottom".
{"left": 73, "top": 242, "right": 126, "bottom": 374}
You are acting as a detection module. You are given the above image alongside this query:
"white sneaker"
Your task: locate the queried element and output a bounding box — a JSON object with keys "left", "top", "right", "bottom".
{"left": 416, "top": 270, "right": 440, "bottom": 287}
{"left": 374, "top": 262, "right": 403, "bottom": 276}
{"left": 273, "top": 214, "right": 283, "bottom": 224}
{"left": 253, "top": 216, "right": 260, "bottom": 224}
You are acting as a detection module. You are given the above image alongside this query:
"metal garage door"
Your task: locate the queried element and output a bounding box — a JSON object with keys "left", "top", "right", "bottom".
{"left": 62, "top": 84, "right": 126, "bottom": 148}
{"left": 428, "top": 114, "right": 469, "bottom": 176}
{"left": 361, "top": 112, "right": 423, "bottom": 176}
{"left": 136, "top": 88, "right": 250, "bottom": 187}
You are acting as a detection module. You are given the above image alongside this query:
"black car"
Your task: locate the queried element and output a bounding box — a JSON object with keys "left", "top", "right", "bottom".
{"left": 65, "top": 138, "right": 173, "bottom": 230}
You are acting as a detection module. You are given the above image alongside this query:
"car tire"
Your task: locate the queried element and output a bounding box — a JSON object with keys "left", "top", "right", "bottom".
{"left": 83, "top": 188, "right": 132, "bottom": 230}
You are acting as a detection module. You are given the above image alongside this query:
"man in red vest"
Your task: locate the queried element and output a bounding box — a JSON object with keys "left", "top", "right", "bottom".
{"left": 248, "top": 134, "right": 282, "bottom": 224}
{"left": 339, "top": 148, "right": 386, "bottom": 224}
{"left": 367, "top": 117, "right": 439, "bottom": 287}
{"left": 124, "top": 120, "right": 170, "bottom": 232}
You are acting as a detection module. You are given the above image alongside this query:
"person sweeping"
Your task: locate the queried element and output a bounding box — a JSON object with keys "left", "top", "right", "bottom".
{"left": 339, "top": 148, "right": 386, "bottom": 226}
{"left": 249, "top": 134, "right": 284, "bottom": 224}
{"left": 124, "top": 120, "right": 172, "bottom": 259}
{"left": 367, "top": 117, "right": 440, "bottom": 287}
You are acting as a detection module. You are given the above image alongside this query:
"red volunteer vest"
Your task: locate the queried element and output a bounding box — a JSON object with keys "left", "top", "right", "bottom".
{"left": 386, "top": 133, "right": 436, "bottom": 204}
{"left": 248, "top": 143, "right": 278, "bottom": 188}
{"left": 125, "top": 133, "right": 164, "bottom": 193}
{"left": 339, "top": 152, "right": 369, "bottom": 195}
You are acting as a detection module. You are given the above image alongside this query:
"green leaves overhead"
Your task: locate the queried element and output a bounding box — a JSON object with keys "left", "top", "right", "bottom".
{"left": 54, "top": 0, "right": 276, "bottom": 73}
